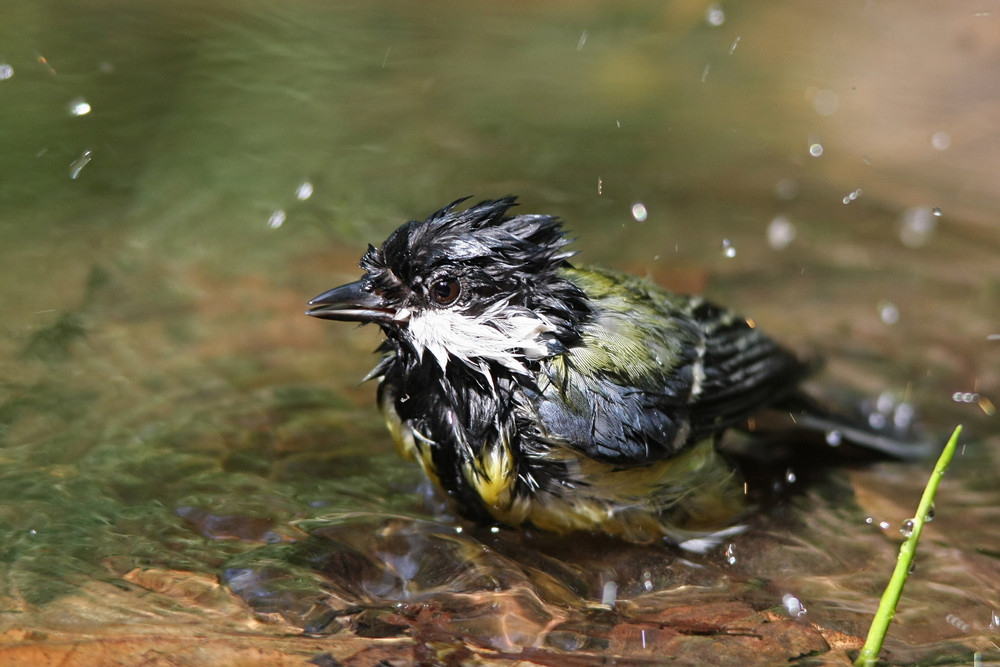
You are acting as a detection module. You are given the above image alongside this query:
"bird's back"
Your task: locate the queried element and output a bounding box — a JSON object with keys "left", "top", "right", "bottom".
{"left": 528, "top": 265, "right": 812, "bottom": 466}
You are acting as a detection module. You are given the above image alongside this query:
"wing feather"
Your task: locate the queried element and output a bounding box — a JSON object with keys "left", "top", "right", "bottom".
{"left": 527, "top": 268, "right": 810, "bottom": 464}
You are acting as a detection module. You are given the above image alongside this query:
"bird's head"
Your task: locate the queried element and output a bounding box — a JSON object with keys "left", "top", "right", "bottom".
{"left": 307, "top": 197, "right": 590, "bottom": 379}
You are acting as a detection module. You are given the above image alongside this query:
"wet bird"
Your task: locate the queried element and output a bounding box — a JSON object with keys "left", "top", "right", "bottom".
{"left": 307, "top": 197, "right": 927, "bottom": 548}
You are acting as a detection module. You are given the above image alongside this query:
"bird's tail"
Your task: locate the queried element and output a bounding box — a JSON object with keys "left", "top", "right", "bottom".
{"left": 728, "top": 389, "right": 937, "bottom": 462}
{"left": 784, "top": 390, "right": 935, "bottom": 460}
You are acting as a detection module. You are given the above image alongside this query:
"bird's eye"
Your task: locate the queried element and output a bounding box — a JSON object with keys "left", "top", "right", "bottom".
{"left": 429, "top": 277, "right": 461, "bottom": 306}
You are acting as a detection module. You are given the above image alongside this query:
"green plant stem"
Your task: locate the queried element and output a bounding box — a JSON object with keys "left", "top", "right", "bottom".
{"left": 854, "top": 425, "right": 962, "bottom": 667}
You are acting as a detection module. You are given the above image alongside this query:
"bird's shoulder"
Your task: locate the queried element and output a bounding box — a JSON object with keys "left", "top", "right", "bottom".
{"left": 552, "top": 265, "right": 707, "bottom": 387}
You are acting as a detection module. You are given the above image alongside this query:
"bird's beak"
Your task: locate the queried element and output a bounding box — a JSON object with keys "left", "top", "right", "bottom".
{"left": 306, "top": 280, "right": 396, "bottom": 324}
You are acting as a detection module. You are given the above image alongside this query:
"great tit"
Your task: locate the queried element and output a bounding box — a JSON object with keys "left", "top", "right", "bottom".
{"left": 307, "top": 197, "right": 927, "bottom": 548}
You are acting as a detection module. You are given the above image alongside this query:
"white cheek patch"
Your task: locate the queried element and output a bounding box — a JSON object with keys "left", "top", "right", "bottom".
{"left": 405, "top": 306, "right": 556, "bottom": 380}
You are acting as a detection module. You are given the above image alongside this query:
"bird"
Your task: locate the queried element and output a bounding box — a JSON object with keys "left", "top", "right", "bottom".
{"left": 306, "top": 197, "right": 928, "bottom": 548}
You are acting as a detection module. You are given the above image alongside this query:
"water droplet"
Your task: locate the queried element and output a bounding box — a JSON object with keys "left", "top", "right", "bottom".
{"left": 631, "top": 202, "right": 648, "bottom": 222}
{"left": 721, "top": 238, "right": 736, "bottom": 258}
{"left": 490, "top": 526, "right": 500, "bottom": 534}
{"left": 812, "top": 89, "right": 839, "bottom": 116}
{"left": 868, "top": 412, "right": 887, "bottom": 430}
{"left": 952, "top": 391, "right": 980, "bottom": 404}
{"left": 785, "top": 468, "right": 797, "bottom": 484}
{"left": 878, "top": 300, "right": 899, "bottom": 325}
{"left": 705, "top": 3, "right": 725, "bottom": 26}
{"left": 268, "top": 209, "right": 286, "bottom": 229}
{"left": 908, "top": 562, "right": 916, "bottom": 574}
{"left": 879, "top": 521, "right": 890, "bottom": 530}
{"left": 876, "top": 391, "right": 896, "bottom": 414}
{"left": 900, "top": 518, "right": 915, "bottom": 537}
{"left": 601, "top": 580, "right": 618, "bottom": 608}
{"left": 893, "top": 402, "right": 916, "bottom": 430}
{"left": 865, "top": 516, "right": 874, "bottom": 525}
{"left": 932, "top": 207, "right": 942, "bottom": 217}
{"left": 931, "top": 131, "right": 951, "bottom": 150}
{"left": 898, "top": 206, "right": 937, "bottom": 247}
{"left": 725, "top": 543, "right": 737, "bottom": 565}
{"left": 782, "top": 593, "right": 807, "bottom": 617}
{"left": 825, "top": 430, "right": 842, "bottom": 446}
{"left": 808, "top": 142, "right": 824, "bottom": 157}
{"left": 944, "top": 614, "right": 971, "bottom": 633}
{"left": 296, "top": 181, "right": 313, "bottom": 200}
{"left": 767, "top": 215, "right": 796, "bottom": 250}
{"left": 69, "top": 97, "right": 91, "bottom": 116}
{"left": 841, "top": 188, "right": 863, "bottom": 205}
{"left": 925, "top": 504, "right": 935, "bottom": 523}
{"left": 0, "top": 64, "right": 13, "bottom": 80}
{"left": 69, "top": 150, "right": 92, "bottom": 179}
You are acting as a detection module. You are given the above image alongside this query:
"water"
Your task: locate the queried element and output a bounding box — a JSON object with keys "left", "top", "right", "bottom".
{"left": 2, "top": 1, "right": 999, "bottom": 664}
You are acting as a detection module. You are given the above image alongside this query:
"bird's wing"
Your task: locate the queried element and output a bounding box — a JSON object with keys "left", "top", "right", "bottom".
{"left": 682, "top": 298, "right": 811, "bottom": 438}
{"left": 529, "top": 268, "right": 809, "bottom": 465}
